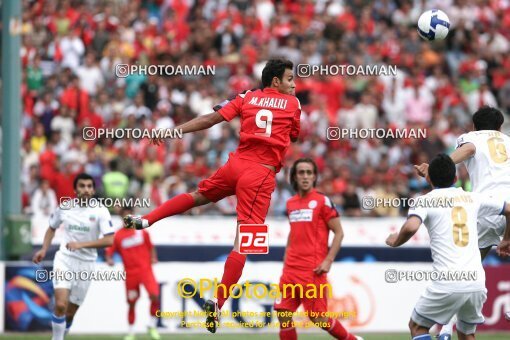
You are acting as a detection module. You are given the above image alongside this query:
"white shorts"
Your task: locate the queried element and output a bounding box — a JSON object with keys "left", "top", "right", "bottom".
{"left": 412, "top": 286, "right": 487, "bottom": 335}
{"left": 477, "top": 214, "right": 505, "bottom": 249}
{"left": 53, "top": 251, "right": 95, "bottom": 306}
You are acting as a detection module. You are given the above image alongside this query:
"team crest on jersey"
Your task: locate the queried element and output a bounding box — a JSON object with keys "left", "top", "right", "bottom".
{"left": 289, "top": 209, "right": 313, "bottom": 222}
{"left": 308, "top": 200, "right": 317, "bottom": 209}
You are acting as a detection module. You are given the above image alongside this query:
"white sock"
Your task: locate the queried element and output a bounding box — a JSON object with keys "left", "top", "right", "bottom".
{"left": 151, "top": 316, "right": 158, "bottom": 328}
{"left": 51, "top": 314, "right": 66, "bottom": 340}
{"left": 142, "top": 219, "right": 149, "bottom": 228}
{"left": 128, "top": 324, "right": 134, "bottom": 335}
{"left": 440, "top": 314, "right": 457, "bottom": 335}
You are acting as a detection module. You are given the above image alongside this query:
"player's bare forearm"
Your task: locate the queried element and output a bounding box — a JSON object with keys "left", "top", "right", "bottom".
{"left": 450, "top": 143, "right": 476, "bottom": 164}
{"left": 387, "top": 216, "right": 421, "bottom": 247}
{"left": 177, "top": 112, "right": 225, "bottom": 134}
{"left": 41, "top": 227, "right": 56, "bottom": 251}
{"left": 326, "top": 218, "right": 344, "bottom": 261}
{"left": 74, "top": 234, "right": 114, "bottom": 249}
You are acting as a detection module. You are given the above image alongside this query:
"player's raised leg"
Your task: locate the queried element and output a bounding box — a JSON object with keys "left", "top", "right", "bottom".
{"left": 124, "top": 191, "right": 210, "bottom": 229}
{"left": 204, "top": 227, "right": 246, "bottom": 333}
{"left": 217, "top": 162, "right": 275, "bottom": 309}
{"left": 124, "top": 157, "right": 238, "bottom": 230}
{"left": 204, "top": 161, "right": 276, "bottom": 333}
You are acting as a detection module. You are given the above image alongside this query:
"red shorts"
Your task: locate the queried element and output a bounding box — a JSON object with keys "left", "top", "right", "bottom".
{"left": 125, "top": 269, "right": 159, "bottom": 303}
{"left": 273, "top": 270, "right": 329, "bottom": 314}
{"left": 198, "top": 154, "right": 276, "bottom": 224}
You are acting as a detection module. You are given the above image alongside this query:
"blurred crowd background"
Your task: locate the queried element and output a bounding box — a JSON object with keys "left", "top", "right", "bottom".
{"left": 17, "top": 0, "right": 510, "bottom": 221}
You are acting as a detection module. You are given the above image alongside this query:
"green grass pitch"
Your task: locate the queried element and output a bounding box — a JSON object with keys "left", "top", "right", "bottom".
{"left": 2, "top": 333, "right": 510, "bottom": 340}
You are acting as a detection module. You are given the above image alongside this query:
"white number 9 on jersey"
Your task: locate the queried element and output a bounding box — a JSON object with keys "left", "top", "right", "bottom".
{"left": 255, "top": 109, "right": 273, "bottom": 137}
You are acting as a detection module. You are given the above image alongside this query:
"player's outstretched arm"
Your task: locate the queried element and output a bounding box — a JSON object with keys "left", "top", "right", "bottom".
{"left": 314, "top": 217, "right": 344, "bottom": 275}
{"left": 66, "top": 234, "right": 114, "bottom": 251}
{"left": 151, "top": 112, "right": 225, "bottom": 145}
{"left": 497, "top": 203, "right": 510, "bottom": 257}
{"left": 450, "top": 143, "right": 476, "bottom": 164}
{"left": 415, "top": 143, "right": 475, "bottom": 178}
{"left": 386, "top": 216, "right": 421, "bottom": 247}
{"left": 33, "top": 227, "right": 56, "bottom": 263}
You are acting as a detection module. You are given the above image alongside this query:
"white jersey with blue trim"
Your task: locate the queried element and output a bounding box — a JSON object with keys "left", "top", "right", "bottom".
{"left": 49, "top": 205, "right": 114, "bottom": 261}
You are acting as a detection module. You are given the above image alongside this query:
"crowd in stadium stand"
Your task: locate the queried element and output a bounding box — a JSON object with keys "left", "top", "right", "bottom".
{"left": 20, "top": 0, "right": 510, "bottom": 221}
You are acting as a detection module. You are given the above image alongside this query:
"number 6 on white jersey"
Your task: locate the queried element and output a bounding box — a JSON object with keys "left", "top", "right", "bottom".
{"left": 255, "top": 109, "right": 273, "bottom": 137}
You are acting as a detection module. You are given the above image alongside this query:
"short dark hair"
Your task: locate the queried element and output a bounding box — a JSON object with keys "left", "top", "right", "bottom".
{"left": 261, "top": 58, "right": 294, "bottom": 88}
{"left": 290, "top": 158, "right": 318, "bottom": 191}
{"left": 73, "top": 173, "right": 96, "bottom": 190}
{"left": 472, "top": 106, "right": 504, "bottom": 131}
{"left": 109, "top": 159, "right": 118, "bottom": 171}
{"left": 428, "top": 154, "right": 456, "bottom": 188}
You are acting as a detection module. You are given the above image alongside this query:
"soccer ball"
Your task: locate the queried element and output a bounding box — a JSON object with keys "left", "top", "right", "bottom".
{"left": 417, "top": 9, "right": 450, "bottom": 41}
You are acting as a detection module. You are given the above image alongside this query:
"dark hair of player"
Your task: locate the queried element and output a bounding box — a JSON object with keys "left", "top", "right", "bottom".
{"left": 73, "top": 173, "right": 96, "bottom": 190}
{"left": 290, "top": 158, "right": 318, "bottom": 192}
{"left": 261, "top": 58, "right": 294, "bottom": 88}
{"left": 428, "top": 154, "right": 456, "bottom": 188}
{"left": 472, "top": 106, "right": 504, "bottom": 131}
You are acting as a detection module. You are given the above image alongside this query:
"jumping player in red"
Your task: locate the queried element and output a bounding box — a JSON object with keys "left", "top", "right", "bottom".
{"left": 123, "top": 58, "right": 301, "bottom": 333}
{"left": 106, "top": 207, "right": 160, "bottom": 340}
{"left": 274, "top": 158, "right": 363, "bottom": 340}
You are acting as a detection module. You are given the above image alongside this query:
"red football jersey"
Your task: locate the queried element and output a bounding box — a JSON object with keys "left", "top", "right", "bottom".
{"left": 106, "top": 229, "right": 153, "bottom": 273}
{"left": 218, "top": 88, "right": 301, "bottom": 172}
{"left": 284, "top": 189, "right": 339, "bottom": 272}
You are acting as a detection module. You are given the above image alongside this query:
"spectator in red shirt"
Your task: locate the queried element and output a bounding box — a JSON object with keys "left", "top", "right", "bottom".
{"left": 51, "top": 161, "right": 81, "bottom": 200}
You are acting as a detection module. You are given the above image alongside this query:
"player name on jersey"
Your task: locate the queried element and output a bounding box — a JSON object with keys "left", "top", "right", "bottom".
{"left": 248, "top": 96, "right": 288, "bottom": 109}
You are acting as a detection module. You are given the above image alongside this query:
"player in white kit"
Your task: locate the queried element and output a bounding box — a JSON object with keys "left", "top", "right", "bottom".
{"left": 416, "top": 107, "right": 509, "bottom": 257}
{"left": 415, "top": 107, "right": 510, "bottom": 335}
{"left": 387, "top": 154, "right": 510, "bottom": 340}
{"left": 32, "top": 173, "right": 114, "bottom": 340}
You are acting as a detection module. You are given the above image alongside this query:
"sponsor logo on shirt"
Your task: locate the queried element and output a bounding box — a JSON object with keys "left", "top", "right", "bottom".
{"left": 121, "top": 232, "right": 144, "bottom": 248}
{"left": 289, "top": 209, "right": 313, "bottom": 222}
{"left": 68, "top": 224, "right": 90, "bottom": 232}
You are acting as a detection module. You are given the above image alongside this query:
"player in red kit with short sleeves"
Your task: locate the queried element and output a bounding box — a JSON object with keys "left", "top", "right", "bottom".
{"left": 106, "top": 208, "right": 160, "bottom": 340}
{"left": 274, "top": 159, "right": 363, "bottom": 340}
{"left": 122, "top": 59, "right": 301, "bottom": 333}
